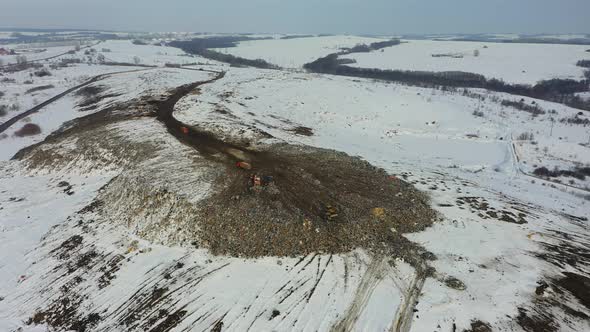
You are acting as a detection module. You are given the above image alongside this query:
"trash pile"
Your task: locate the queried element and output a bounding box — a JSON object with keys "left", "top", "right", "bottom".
{"left": 20, "top": 88, "right": 437, "bottom": 261}
{"left": 193, "top": 143, "right": 437, "bottom": 259}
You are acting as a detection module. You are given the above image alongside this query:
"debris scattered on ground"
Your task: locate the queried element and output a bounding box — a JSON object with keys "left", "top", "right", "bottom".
{"left": 270, "top": 309, "right": 281, "bottom": 320}
{"left": 57, "top": 181, "right": 75, "bottom": 195}
{"left": 194, "top": 143, "right": 437, "bottom": 259}
{"left": 444, "top": 276, "right": 467, "bottom": 290}
{"left": 288, "top": 125, "right": 314, "bottom": 136}
{"left": 236, "top": 161, "right": 252, "bottom": 170}
{"left": 463, "top": 320, "right": 492, "bottom": 332}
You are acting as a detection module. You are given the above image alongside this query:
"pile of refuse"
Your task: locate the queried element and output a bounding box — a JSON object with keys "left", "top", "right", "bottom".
{"left": 193, "top": 143, "right": 437, "bottom": 259}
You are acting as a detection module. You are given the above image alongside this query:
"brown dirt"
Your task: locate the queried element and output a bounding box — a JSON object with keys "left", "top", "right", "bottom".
{"left": 14, "top": 123, "right": 41, "bottom": 137}
{"left": 191, "top": 143, "right": 436, "bottom": 258}
{"left": 75, "top": 84, "right": 122, "bottom": 111}
{"left": 444, "top": 276, "right": 467, "bottom": 290}
{"left": 463, "top": 320, "right": 492, "bottom": 332}
{"left": 555, "top": 272, "right": 590, "bottom": 310}
{"left": 517, "top": 307, "right": 558, "bottom": 332}
{"left": 455, "top": 196, "right": 528, "bottom": 224}
{"left": 288, "top": 125, "right": 314, "bottom": 136}
{"left": 25, "top": 84, "right": 55, "bottom": 94}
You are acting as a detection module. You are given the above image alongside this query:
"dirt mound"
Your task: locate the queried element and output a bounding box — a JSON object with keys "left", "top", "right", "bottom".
{"left": 15, "top": 75, "right": 437, "bottom": 263}
{"left": 147, "top": 76, "right": 437, "bottom": 259}
{"left": 193, "top": 143, "right": 436, "bottom": 258}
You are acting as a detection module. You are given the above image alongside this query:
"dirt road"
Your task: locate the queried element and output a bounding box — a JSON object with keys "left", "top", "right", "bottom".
{"left": 0, "top": 41, "right": 102, "bottom": 70}
{"left": 0, "top": 68, "right": 152, "bottom": 134}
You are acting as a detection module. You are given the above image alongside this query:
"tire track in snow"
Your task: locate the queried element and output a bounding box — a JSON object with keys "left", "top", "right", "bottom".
{"left": 307, "top": 254, "right": 332, "bottom": 302}
{"left": 391, "top": 269, "right": 426, "bottom": 332}
{"left": 330, "top": 256, "right": 387, "bottom": 332}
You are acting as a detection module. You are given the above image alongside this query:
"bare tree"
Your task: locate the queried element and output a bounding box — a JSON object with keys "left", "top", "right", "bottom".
{"left": 133, "top": 56, "right": 141, "bottom": 65}
{"left": 97, "top": 54, "right": 106, "bottom": 63}
{"left": 473, "top": 49, "right": 480, "bottom": 57}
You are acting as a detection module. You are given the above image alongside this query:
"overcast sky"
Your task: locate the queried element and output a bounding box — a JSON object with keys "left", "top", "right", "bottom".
{"left": 1, "top": 0, "right": 589, "bottom": 35}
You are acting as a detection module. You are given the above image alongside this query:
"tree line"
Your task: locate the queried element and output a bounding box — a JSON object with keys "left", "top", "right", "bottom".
{"left": 168, "top": 37, "right": 279, "bottom": 69}
{"left": 345, "top": 39, "right": 401, "bottom": 53}
{"left": 304, "top": 46, "right": 590, "bottom": 111}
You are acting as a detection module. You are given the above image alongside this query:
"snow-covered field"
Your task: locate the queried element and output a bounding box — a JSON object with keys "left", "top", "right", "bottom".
{"left": 176, "top": 68, "right": 589, "bottom": 175}
{"left": 213, "top": 35, "right": 386, "bottom": 69}
{"left": 341, "top": 39, "right": 590, "bottom": 84}
{"left": 97, "top": 40, "right": 222, "bottom": 67}
{"left": 0, "top": 45, "right": 77, "bottom": 65}
{"left": 0, "top": 66, "right": 217, "bottom": 160}
{"left": 0, "top": 37, "right": 589, "bottom": 332}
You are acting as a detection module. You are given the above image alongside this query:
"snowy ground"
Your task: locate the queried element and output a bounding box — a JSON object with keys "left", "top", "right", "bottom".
{"left": 212, "top": 35, "right": 387, "bottom": 69}
{"left": 96, "top": 40, "right": 223, "bottom": 67}
{"left": 0, "top": 65, "right": 214, "bottom": 160}
{"left": 341, "top": 39, "right": 590, "bottom": 85}
{"left": 0, "top": 38, "right": 589, "bottom": 332}
{"left": 0, "top": 44, "right": 84, "bottom": 66}
{"left": 176, "top": 68, "right": 589, "bottom": 175}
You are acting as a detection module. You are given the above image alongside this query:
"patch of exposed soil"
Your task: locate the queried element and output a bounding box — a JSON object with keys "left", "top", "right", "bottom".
{"left": 13, "top": 105, "right": 159, "bottom": 170}
{"left": 194, "top": 144, "right": 436, "bottom": 258}
{"left": 14, "top": 123, "right": 41, "bottom": 137}
{"left": 76, "top": 85, "right": 107, "bottom": 99}
{"left": 27, "top": 246, "right": 101, "bottom": 332}
{"left": 75, "top": 84, "right": 121, "bottom": 111}
{"left": 51, "top": 235, "right": 83, "bottom": 260}
{"left": 444, "top": 276, "right": 466, "bottom": 290}
{"left": 455, "top": 196, "right": 528, "bottom": 224}
{"left": 517, "top": 307, "right": 558, "bottom": 332}
{"left": 536, "top": 237, "right": 590, "bottom": 270}
{"left": 26, "top": 227, "right": 197, "bottom": 332}
{"left": 288, "top": 125, "right": 314, "bottom": 136}
{"left": 463, "top": 320, "right": 492, "bottom": 332}
{"left": 555, "top": 272, "right": 590, "bottom": 310}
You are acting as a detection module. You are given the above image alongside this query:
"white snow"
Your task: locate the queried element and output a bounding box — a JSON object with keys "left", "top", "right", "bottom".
{"left": 342, "top": 39, "right": 590, "bottom": 84}
{"left": 96, "top": 40, "right": 218, "bottom": 67}
{"left": 0, "top": 66, "right": 214, "bottom": 160}
{"left": 213, "top": 35, "right": 387, "bottom": 69}
{"left": 0, "top": 44, "right": 79, "bottom": 65}
{"left": 0, "top": 163, "right": 116, "bottom": 332}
